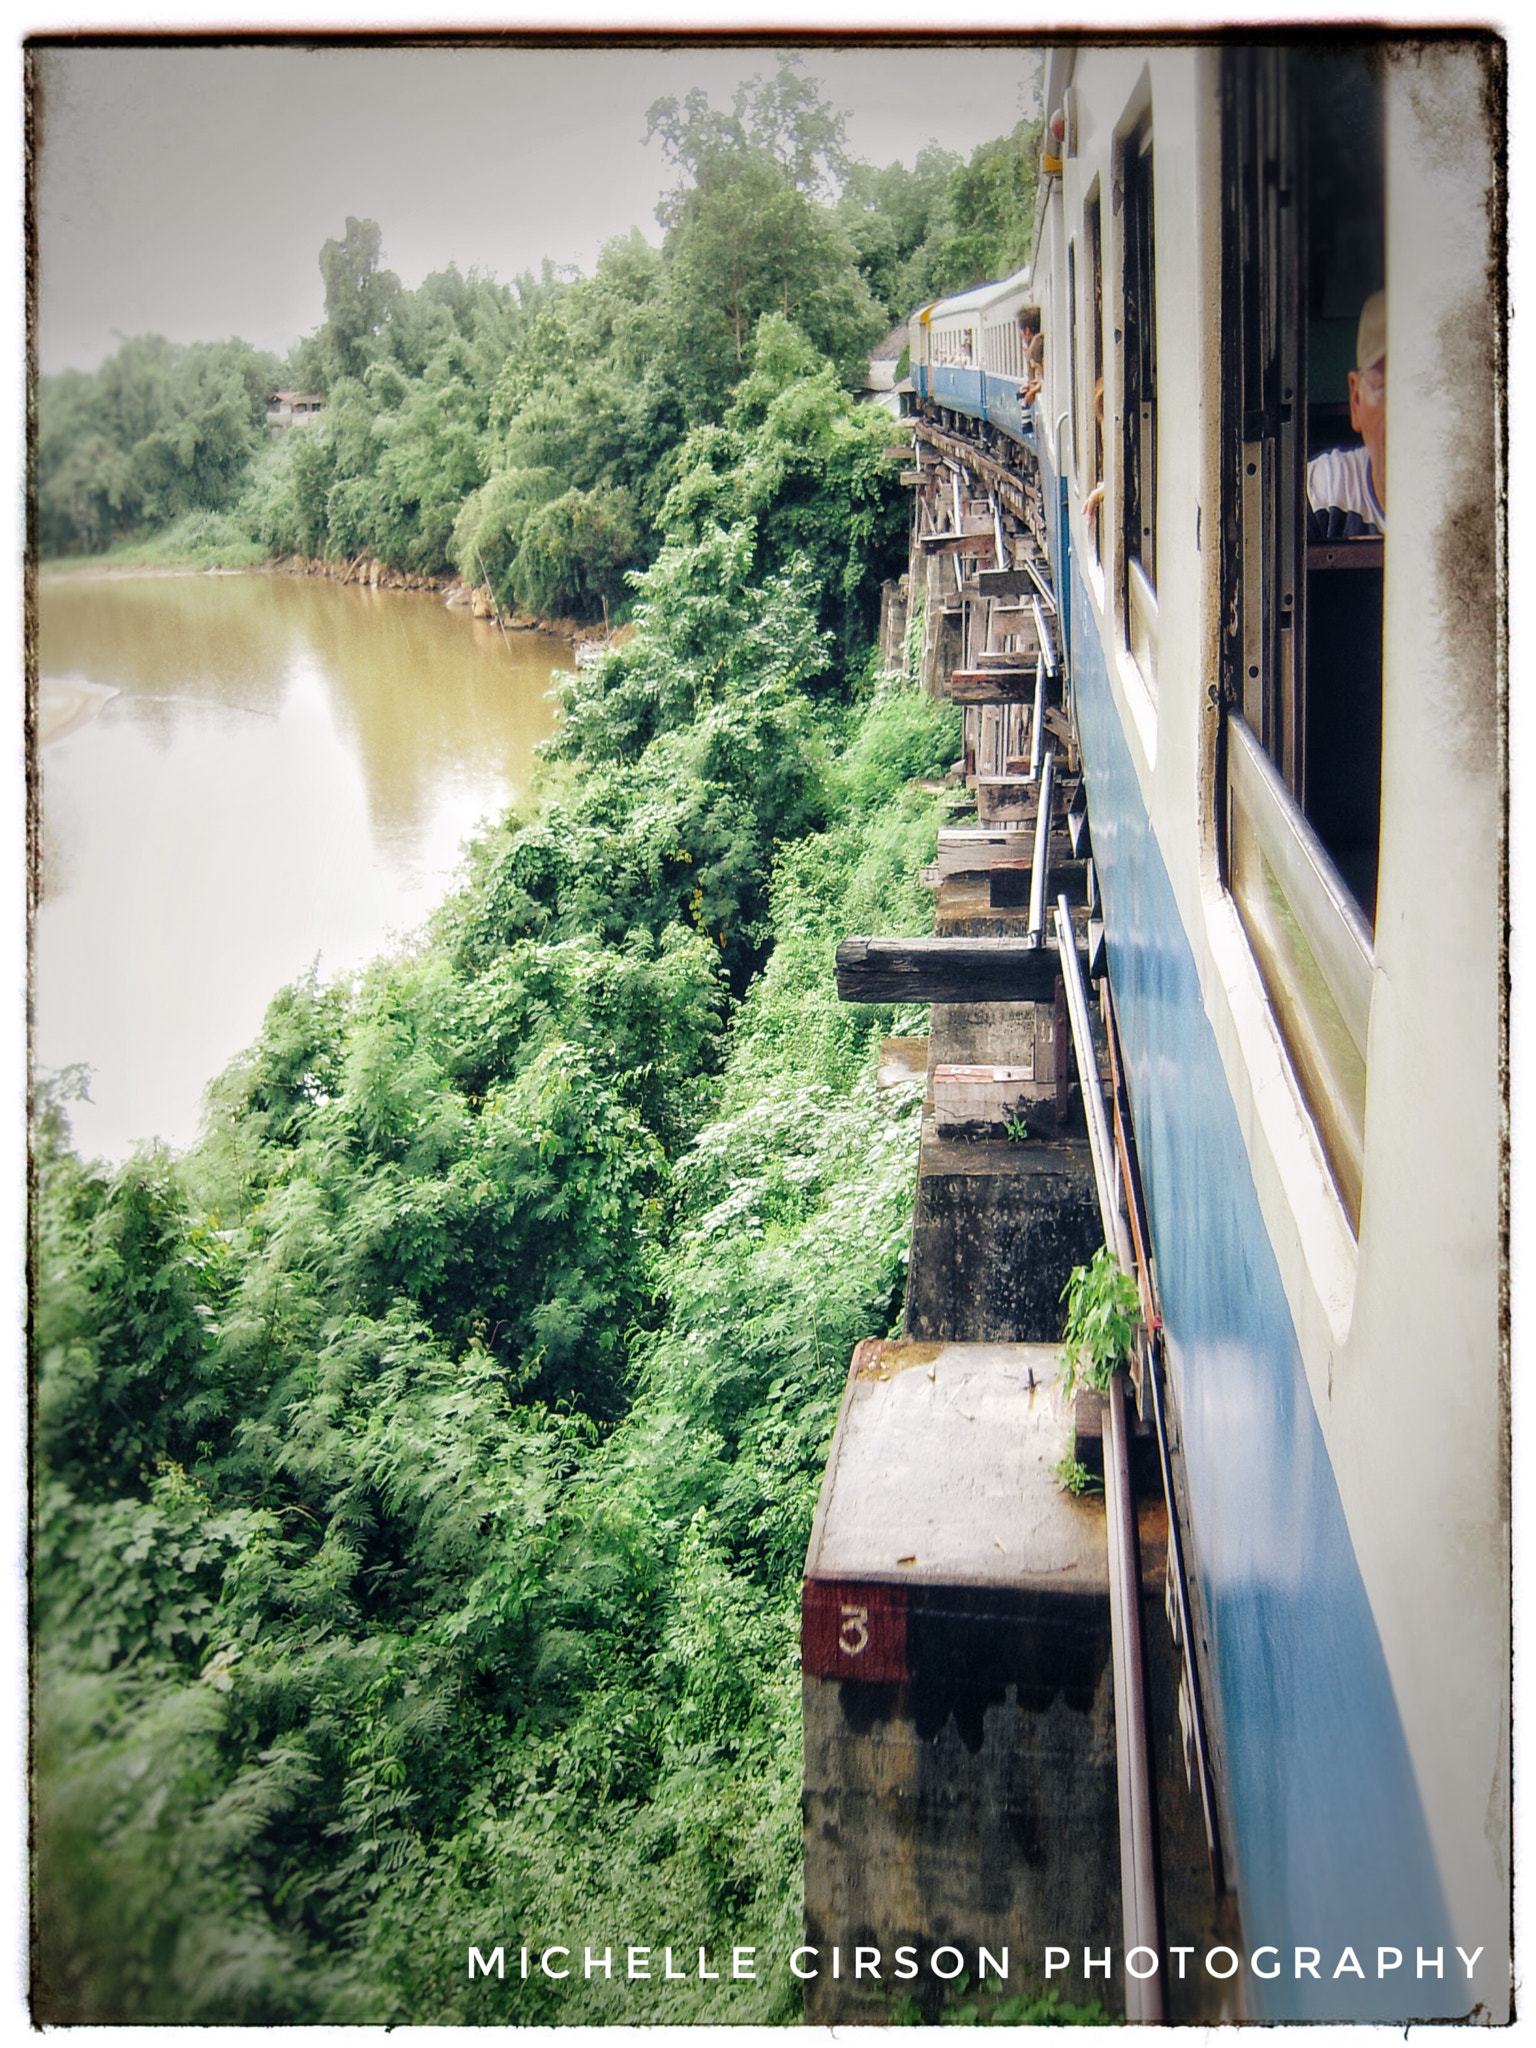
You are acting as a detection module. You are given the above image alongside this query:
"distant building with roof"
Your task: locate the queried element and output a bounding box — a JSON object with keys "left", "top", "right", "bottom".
{"left": 266, "top": 391, "right": 325, "bottom": 431}
{"left": 861, "top": 324, "right": 911, "bottom": 415}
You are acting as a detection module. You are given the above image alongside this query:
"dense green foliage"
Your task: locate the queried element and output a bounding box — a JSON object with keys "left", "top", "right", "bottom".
{"left": 33, "top": 350, "right": 970, "bottom": 2018}
{"left": 36, "top": 334, "right": 284, "bottom": 557}
{"left": 837, "top": 113, "right": 1044, "bottom": 317}
{"left": 37, "top": 56, "right": 1039, "bottom": 622}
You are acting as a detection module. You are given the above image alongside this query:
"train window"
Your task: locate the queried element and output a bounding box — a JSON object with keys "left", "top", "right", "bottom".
{"left": 1301, "top": 53, "right": 1385, "bottom": 929}
{"left": 1084, "top": 188, "right": 1105, "bottom": 563}
{"left": 1219, "top": 46, "right": 1384, "bottom": 1230}
{"left": 1018, "top": 304, "right": 1043, "bottom": 405}
{"left": 992, "top": 318, "right": 1017, "bottom": 380}
{"left": 1121, "top": 115, "right": 1158, "bottom": 678}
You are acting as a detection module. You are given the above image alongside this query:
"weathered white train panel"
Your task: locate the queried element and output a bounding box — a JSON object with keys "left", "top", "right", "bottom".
{"left": 958, "top": 39, "right": 1507, "bottom": 2023}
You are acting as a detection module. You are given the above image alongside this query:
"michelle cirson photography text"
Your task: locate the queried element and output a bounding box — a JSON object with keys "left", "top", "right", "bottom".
{"left": 467, "top": 1937, "right": 1489, "bottom": 1992}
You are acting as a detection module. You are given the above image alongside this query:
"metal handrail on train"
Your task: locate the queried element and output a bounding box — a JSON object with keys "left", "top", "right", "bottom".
{"left": 1031, "top": 592, "right": 1059, "bottom": 670}
{"left": 1055, "top": 896, "right": 1165, "bottom": 2025}
{"left": 1025, "top": 559, "right": 1058, "bottom": 619}
{"left": 1054, "top": 897, "right": 1121, "bottom": 1256}
{"left": 1027, "top": 750, "right": 1055, "bottom": 943}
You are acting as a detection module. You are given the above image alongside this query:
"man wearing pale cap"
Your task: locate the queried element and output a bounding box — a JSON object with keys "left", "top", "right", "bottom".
{"left": 1307, "top": 289, "right": 1386, "bottom": 540}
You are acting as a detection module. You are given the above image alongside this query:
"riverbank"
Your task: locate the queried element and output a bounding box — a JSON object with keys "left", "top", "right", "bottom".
{"left": 267, "top": 551, "right": 608, "bottom": 646}
{"left": 39, "top": 677, "right": 118, "bottom": 745}
{"left": 37, "top": 548, "right": 624, "bottom": 654}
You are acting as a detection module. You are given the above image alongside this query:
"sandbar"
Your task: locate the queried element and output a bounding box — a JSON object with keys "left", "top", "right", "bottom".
{"left": 40, "top": 678, "right": 117, "bottom": 746}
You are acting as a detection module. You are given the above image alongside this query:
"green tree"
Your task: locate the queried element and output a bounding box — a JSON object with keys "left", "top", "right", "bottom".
{"left": 890, "top": 111, "right": 1046, "bottom": 308}
{"left": 508, "top": 482, "right": 640, "bottom": 620}
{"left": 449, "top": 464, "right": 563, "bottom": 608}
{"left": 37, "top": 334, "right": 281, "bottom": 556}
{"left": 648, "top": 55, "right": 851, "bottom": 220}
{"left": 656, "top": 316, "right": 909, "bottom": 665}
{"left": 32, "top": 428, "right": 965, "bottom": 2015}
{"left": 837, "top": 144, "right": 961, "bottom": 316}
{"left": 647, "top": 62, "right": 883, "bottom": 419}
{"left": 239, "top": 417, "right": 335, "bottom": 557}
{"left": 939, "top": 114, "right": 1044, "bottom": 284}
{"left": 365, "top": 342, "right": 490, "bottom": 572}
{"left": 663, "top": 163, "right": 883, "bottom": 403}
{"left": 317, "top": 217, "right": 402, "bottom": 384}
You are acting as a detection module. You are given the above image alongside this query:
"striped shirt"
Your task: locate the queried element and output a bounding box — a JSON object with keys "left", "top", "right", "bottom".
{"left": 1306, "top": 445, "right": 1385, "bottom": 540}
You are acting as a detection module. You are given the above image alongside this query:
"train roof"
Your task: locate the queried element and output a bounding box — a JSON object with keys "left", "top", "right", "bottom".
{"left": 913, "top": 265, "right": 1036, "bottom": 327}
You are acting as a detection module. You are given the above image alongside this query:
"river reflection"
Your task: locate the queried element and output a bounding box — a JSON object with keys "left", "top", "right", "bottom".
{"left": 35, "top": 571, "right": 565, "bottom": 1160}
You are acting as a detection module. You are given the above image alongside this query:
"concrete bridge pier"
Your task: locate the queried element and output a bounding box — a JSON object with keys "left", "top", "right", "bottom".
{"left": 807, "top": 870, "right": 1230, "bottom": 2020}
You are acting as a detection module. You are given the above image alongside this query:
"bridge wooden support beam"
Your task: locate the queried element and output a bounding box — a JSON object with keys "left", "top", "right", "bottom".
{"left": 976, "top": 567, "right": 1041, "bottom": 598}
{"left": 911, "top": 418, "right": 1051, "bottom": 562}
{"left": 918, "top": 538, "right": 997, "bottom": 562}
{"left": 950, "top": 669, "right": 1037, "bottom": 701}
{"left": 835, "top": 935, "right": 1076, "bottom": 1006}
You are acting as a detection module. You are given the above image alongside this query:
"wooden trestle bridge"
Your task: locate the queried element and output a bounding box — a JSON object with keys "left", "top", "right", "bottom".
{"left": 799, "top": 421, "right": 1237, "bottom": 2024}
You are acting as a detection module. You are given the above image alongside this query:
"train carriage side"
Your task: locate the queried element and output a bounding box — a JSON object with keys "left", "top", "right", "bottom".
{"left": 978, "top": 268, "right": 1037, "bottom": 447}
{"left": 1022, "top": 43, "right": 1504, "bottom": 2021}
{"left": 914, "top": 271, "right": 1040, "bottom": 449}
{"left": 925, "top": 280, "right": 990, "bottom": 420}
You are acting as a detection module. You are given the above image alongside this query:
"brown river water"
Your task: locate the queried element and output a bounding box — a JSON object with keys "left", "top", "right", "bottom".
{"left": 35, "top": 570, "right": 565, "bottom": 1160}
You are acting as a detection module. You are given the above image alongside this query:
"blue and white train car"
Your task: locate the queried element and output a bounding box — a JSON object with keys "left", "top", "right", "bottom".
{"left": 912, "top": 39, "right": 1505, "bottom": 2023}
{"left": 913, "top": 267, "right": 1039, "bottom": 447}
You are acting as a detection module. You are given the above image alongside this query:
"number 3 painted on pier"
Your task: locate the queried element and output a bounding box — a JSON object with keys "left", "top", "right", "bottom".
{"left": 839, "top": 1605, "right": 869, "bottom": 1655}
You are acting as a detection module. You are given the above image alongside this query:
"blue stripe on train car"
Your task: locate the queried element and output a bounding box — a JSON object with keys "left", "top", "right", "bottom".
{"left": 929, "top": 364, "right": 984, "bottom": 415}
{"left": 987, "top": 374, "right": 1024, "bottom": 446}
{"left": 1066, "top": 580, "right": 1459, "bottom": 2022}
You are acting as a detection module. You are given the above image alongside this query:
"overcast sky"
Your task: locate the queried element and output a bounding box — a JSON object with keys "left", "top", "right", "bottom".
{"left": 31, "top": 40, "right": 1040, "bottom": 374}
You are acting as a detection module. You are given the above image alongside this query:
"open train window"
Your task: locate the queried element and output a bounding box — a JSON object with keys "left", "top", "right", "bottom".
{"left": 1018, "top": 303, "right": 1043, "bottom": 402}
{"left": 1219, "top": 46, "right": 1383, "bottom": 1230}
{"left": 1121, "top": 113, "right": 1158, "bottom": 678}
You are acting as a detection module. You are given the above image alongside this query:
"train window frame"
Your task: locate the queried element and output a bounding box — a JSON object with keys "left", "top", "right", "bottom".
{"left": 1217, "top": 45, "right": 1382, "bottom": 1233}
{"left": 1118, "top": 107, "right": 1159, "bottom": 687}
{"left": 1068, "top": 239, "right": 1081, "bottom": 481}
{"left": 1083, "top": 183, "right": 1105, "bottom": 571}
